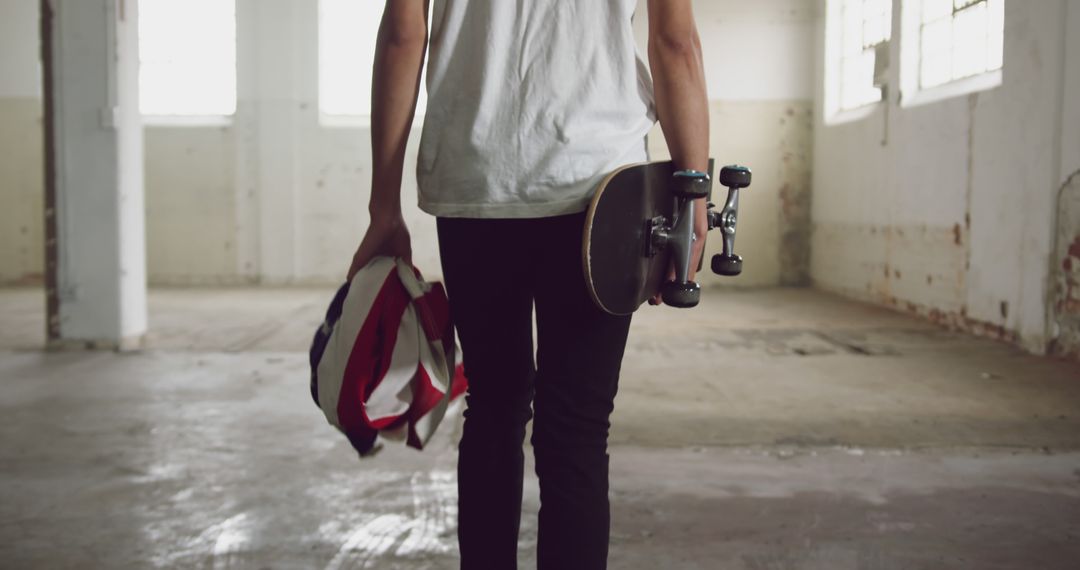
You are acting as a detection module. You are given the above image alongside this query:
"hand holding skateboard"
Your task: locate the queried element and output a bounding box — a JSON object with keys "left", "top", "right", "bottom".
{"left": 648, "top": 190, "right": 708, "bottom": 307}
{"left": 582, "top": 160, "right": 752, "bottom": 315}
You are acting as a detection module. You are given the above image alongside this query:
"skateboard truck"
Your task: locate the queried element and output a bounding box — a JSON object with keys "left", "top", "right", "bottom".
{"left": 645, "top": 165, "right": 752, "bottom": 308}
{"left": 709, "top": 165, "right": 752, "bottom": 277}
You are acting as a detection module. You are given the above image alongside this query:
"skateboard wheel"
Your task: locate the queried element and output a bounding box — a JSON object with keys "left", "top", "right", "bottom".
{"left": 661, "top": 281, "right": 701, "bottom": 308}
{"left": 672, "top": 171, "right": 711, "bottom": 199}
{"left": 719, "top": 165, "right": 752, "bottom": 189}
{"left": 712, "top": 254, "right": 743, "bottom": 276}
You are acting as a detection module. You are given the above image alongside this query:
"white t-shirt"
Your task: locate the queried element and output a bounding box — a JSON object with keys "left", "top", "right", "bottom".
{"left": 417, "top": 0, "right": 656, "bottom": 219}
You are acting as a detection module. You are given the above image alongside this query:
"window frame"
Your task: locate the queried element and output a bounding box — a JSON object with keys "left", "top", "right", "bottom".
{"left": 825, "top": 0, "right": 894, "bottom": 125}
{"left": 899, "top": 0, "right": 1005, "bottom": 109}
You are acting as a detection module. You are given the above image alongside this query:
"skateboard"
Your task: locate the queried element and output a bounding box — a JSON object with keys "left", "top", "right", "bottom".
{"left": 582, "top": 160, "right": 752, "bottom": 316}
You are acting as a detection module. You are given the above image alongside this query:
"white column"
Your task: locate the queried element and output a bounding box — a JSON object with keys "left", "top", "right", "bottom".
{"left": 250, "top": 0, "right": 301, "bottom": 284}
{"left": 49, "top": 0, "right": 146, "bottom": 349}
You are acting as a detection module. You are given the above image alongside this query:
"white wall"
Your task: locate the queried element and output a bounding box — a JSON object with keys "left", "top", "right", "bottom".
{"left": 0, "top": 0, "right": 40, "bottom": 98}
{"left": 811, "top": 0, "right": 1078, "bottom": 353}
{"left": 0, "top": 0, "right": 44, "bottom": 284}
{"left": 1, "top": 0, "right": 817, "bottom": 289}
{"left": 688, "top": 0, "right": 815, "bottom": 102}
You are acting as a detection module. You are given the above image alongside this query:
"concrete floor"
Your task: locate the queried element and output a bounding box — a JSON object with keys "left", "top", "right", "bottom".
{"left": 1, "top": 286, "right": 1079, "bottom": 569}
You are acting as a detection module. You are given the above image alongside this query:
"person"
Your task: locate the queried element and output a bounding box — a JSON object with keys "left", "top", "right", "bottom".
{"left": 346, "top": 1, "right": 709, "bottom": 568}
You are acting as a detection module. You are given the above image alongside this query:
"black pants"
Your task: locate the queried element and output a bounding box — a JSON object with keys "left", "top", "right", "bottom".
{"left": 436, "top": 212, "right": 633, "bottom": 570}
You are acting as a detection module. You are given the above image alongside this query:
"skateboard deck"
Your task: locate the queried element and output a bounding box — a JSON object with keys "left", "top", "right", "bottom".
{"left": 583, "top": 160, "right": 715, "bottom": 316}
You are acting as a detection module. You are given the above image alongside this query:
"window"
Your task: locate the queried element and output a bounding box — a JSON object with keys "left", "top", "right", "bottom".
{"left": 835, "top": 0, "right": 893, "bottom": 111}
{"left": 138, "top": 0, "right": 237, "bottom": 117}
{"left": 916, "top": 0, "right": 1004, "bottom": 89}
{"left": 319, "top": 0, "right": 427, "bottom": 123}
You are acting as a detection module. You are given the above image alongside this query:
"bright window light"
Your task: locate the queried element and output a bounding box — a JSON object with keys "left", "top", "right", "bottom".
{"left": 918, "top": 0, "right": 1004, "bottom": 89}
{"left": 319, "top": 0, "right": 427, "bottom": 121}
{"left": 835, "top": 0, "right": 892, "bottom": 111}
{"left": 138, "top": 0, "right": 237, "bottom": 116}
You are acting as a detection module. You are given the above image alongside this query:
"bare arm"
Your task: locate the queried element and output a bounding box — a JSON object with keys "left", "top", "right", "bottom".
{"left": 646, "top": 0, "right": 710, "bottom": 302}
{"left": 647, "top": 0, "right": 709, "bottom": 174}
{"left": 369, "top": 0, "right": 429, "bottom": 216}
{"left": 348, "top": 0, "right": 429, "bottom": 279}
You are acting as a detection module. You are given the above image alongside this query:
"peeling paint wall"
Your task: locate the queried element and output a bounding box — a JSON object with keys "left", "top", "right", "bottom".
{"left": 776, "top": 105, "right": 814, "bottom": 287}
{"left": 1052, "top": 172, "right": 1080, "bottom": 357}
{"left": 811, "top": 0, "right": 1076, "bottom": 354}
{"left": 1050, "top": 0, "right": 1080, "bottom": 356}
